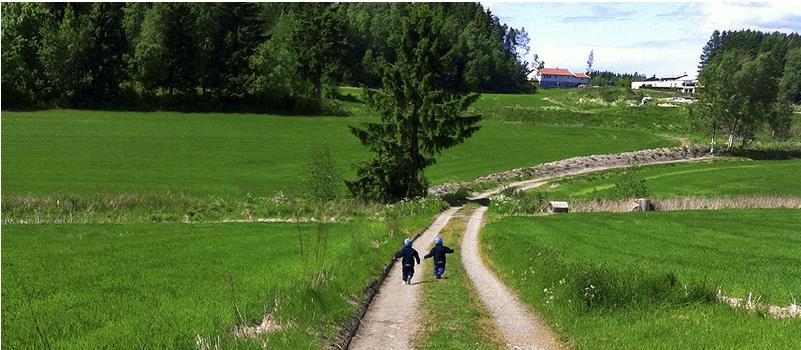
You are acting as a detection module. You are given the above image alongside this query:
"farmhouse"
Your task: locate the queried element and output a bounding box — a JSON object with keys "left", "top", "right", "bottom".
{"left": 537, "top": 68, "right": 591, "bottom": 89}
{"left": 631, "top": 74, "right": 698, "bottom": 93}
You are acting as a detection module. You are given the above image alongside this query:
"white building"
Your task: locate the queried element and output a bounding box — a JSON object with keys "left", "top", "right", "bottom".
{"left": 631, "top": 74, "right": 698, "bottom": 93}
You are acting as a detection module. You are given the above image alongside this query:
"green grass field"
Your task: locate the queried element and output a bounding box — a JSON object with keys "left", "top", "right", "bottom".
{"left": 1, "top": 212, "right": 435, "bottom": 349}
{"left": 482, "top": 210, "right": 801, "bottom": 349}
{"left": 6, "top": 88, "right": 794, "bottom": 349}
{"left": 546, "top": 159, "right": 801, "bottom": 200}
{"left": 469, "top": 88, "right": 697, "bottom": 141}
{"left": 2, "top": 109, "right": 673, "bottom": 197}
{"left": 417, "top": 207, "right": 503, "bottom": 349}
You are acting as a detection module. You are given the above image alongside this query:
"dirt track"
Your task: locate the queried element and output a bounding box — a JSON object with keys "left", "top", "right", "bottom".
{"left": 349, "top": 153, "right": 712, "bottom": 349}
{"left": 348, "top": 206, "right": 461, "bottom": 350}
{"left": 461, "top": 206, "right": 560, "bottom": 350}
{"left": 471, "top": 156, "right": 712, "bottom": 200}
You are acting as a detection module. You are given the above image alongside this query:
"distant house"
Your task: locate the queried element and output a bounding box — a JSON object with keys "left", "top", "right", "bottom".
{"left": 631, "top": 74, "right": 698, "bottom": 93}
{"left": 537, "top": 68, "right": 591, "bottom": 89}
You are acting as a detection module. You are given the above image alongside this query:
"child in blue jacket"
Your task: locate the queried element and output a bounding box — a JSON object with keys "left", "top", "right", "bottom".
{"left": 424, "top": 236, "right": 455, "bottom": 279}
{"left": 394, "top": 238, "right": 420, "bottom": 285}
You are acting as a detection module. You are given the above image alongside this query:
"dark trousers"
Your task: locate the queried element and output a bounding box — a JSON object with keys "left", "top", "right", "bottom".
{"left": 402, "top": 265, "right": 415, "bottom": 282}
{"left": 434, "top": 263, "right": 446, "bottom": 279}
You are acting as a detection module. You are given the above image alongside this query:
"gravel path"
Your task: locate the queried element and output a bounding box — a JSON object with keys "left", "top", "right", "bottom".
{"left": 348, "top": 153, "right": 712, "bottom": 349}
{"left": 471, "top": 157, "right": 711, "bottom": 200}
{"left": 461, "top": 206, "right": 560, "bottom": 350}
{"left": 348, "top": 206, "right": 462, "bottom": 350}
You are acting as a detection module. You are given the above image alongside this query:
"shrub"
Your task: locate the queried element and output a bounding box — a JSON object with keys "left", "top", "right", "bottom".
{"left": 613, "top": 173, "right": 648, "bottom": 198}
{"left": 490, "top": 188, "right": 549, "bottom": 215}
{"left": 441, "top": 186, "right": 470, "bottom": 206}
{"left": 304, "top": 147, "right": 344, "bottom": 203}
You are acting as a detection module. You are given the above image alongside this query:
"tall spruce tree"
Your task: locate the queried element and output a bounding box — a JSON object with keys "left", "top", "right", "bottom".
{"left": 586, "top": 50, "right": 594, "bottom": 74}
{"left": 291, "top": 3, "right": 348, "bottom": 106}
{"left": 698, "top": 30, "right": 723, "bottom": 73}
{"left": 348, "top": 5, "right": 481, "bottom": 202}
{"left": 84, "top": 3, "right": 127, "bottom": 106}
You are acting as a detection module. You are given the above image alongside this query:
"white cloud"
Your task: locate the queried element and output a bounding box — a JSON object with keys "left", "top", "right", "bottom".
{"left": 701, "top": 2, "right": 801, "bottom": 33}
{"left": 488, "top": 1, "right": 801, "bottom": 76}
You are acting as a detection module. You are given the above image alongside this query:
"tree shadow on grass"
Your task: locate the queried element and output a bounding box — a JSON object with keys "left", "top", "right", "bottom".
{"left": 726, "top": 149, "right": 801, "bottom": 160}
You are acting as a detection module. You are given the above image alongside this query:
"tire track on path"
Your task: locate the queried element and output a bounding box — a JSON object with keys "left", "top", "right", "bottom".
{"left": 348, "top": 206, "right": 461, "bottom": 350}
{"left": 461, "top": 206, "right": 559, "bottom": 350}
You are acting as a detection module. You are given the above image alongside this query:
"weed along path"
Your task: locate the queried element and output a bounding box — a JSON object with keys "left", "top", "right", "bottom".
{"left": 461, "top": 206, "right": 560, "bottom": 350}
{"left": 349, "top": 206, "right": 462, "bottom": 350}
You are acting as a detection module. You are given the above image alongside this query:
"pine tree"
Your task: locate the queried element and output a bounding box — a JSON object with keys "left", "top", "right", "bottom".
{"left": 291, "top": 3, "right": 348, "bottom": 106}
{"left": 698, "top": 30, "right": 723, "bottom": 73}
{"left": 84, "top": 3, "right": 128, "bottom": 106}
{"left": 586, "top": 50, "right": 594, "bottom": 74}
{"left": 348, "top": 5, "right": 481, "bottom": 202}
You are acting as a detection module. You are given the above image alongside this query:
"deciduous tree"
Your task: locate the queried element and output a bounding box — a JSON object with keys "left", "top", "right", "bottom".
{"left": 1, "top": 3, "right": 50, "bottom": 108}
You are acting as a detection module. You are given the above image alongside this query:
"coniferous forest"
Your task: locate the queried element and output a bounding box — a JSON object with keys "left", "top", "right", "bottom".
{"left": 1, "top": 2, "right": 536, "bottom": 113}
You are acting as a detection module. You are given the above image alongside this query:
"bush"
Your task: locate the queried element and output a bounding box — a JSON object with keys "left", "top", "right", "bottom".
{"left": 305, "top": 147, "right": 344, "bottom": 203}
{"left": 613, "top": 173, "right": 648, "bottom": 198}
{"left": 441, "top": 186, "right": 470, "bottom": 206}
{"left": 380, "top": 197, "right": 448, "bottom": 236}
{"left": 490, "top": 188, "right": 549, "bottom": 215}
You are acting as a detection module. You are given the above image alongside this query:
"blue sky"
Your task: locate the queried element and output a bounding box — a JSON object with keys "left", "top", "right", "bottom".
{"left": 483, "top": 2, "right": 801, "bottom": 77}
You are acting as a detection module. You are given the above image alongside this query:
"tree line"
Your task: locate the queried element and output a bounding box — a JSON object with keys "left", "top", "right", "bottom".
{"left": 588, "top": 70, "right": 646, "bottom": 88}
{"left": 1, "top": 2, "right": 536, "bottom": 113}
{"left": 695, "top": 29, "right": 801, "bottom": 150}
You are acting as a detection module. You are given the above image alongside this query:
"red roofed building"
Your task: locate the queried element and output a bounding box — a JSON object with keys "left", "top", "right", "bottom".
{"left": 537, "top": 67, "right": 591, "bottom": 89}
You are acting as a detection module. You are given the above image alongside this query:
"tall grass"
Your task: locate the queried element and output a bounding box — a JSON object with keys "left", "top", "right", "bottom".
{"left": 1, "top": 193, "right": 449, "bottom": 224}
{"left": 488, "top": 188, "right": 550, "bottom": 215}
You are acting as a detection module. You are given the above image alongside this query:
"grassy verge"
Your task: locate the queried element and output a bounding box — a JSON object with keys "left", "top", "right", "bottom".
{"left": 416, "top": 206, "right": 504, "bottom": 349}
{"left": 481, "top": 210, "right": 801, "bottom": 349}
{"left": 2, "top": 109, "right": 672, "bottom": 196}
{"left": 545, "top": 159, "right": 801, "bottom": 200}
{"left": 1, "top": 211, "right": 436, "bottom": 349}
{"left": 1, "top": 194, "right": 447, "bottom": 225}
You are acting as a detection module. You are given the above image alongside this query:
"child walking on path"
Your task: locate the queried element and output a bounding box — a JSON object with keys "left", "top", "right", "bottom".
{"left": 394, "top": 238, "right": 420, "bottom": 285}
{"left": 424, "top": 236, "right": 455, "bottom": 279}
